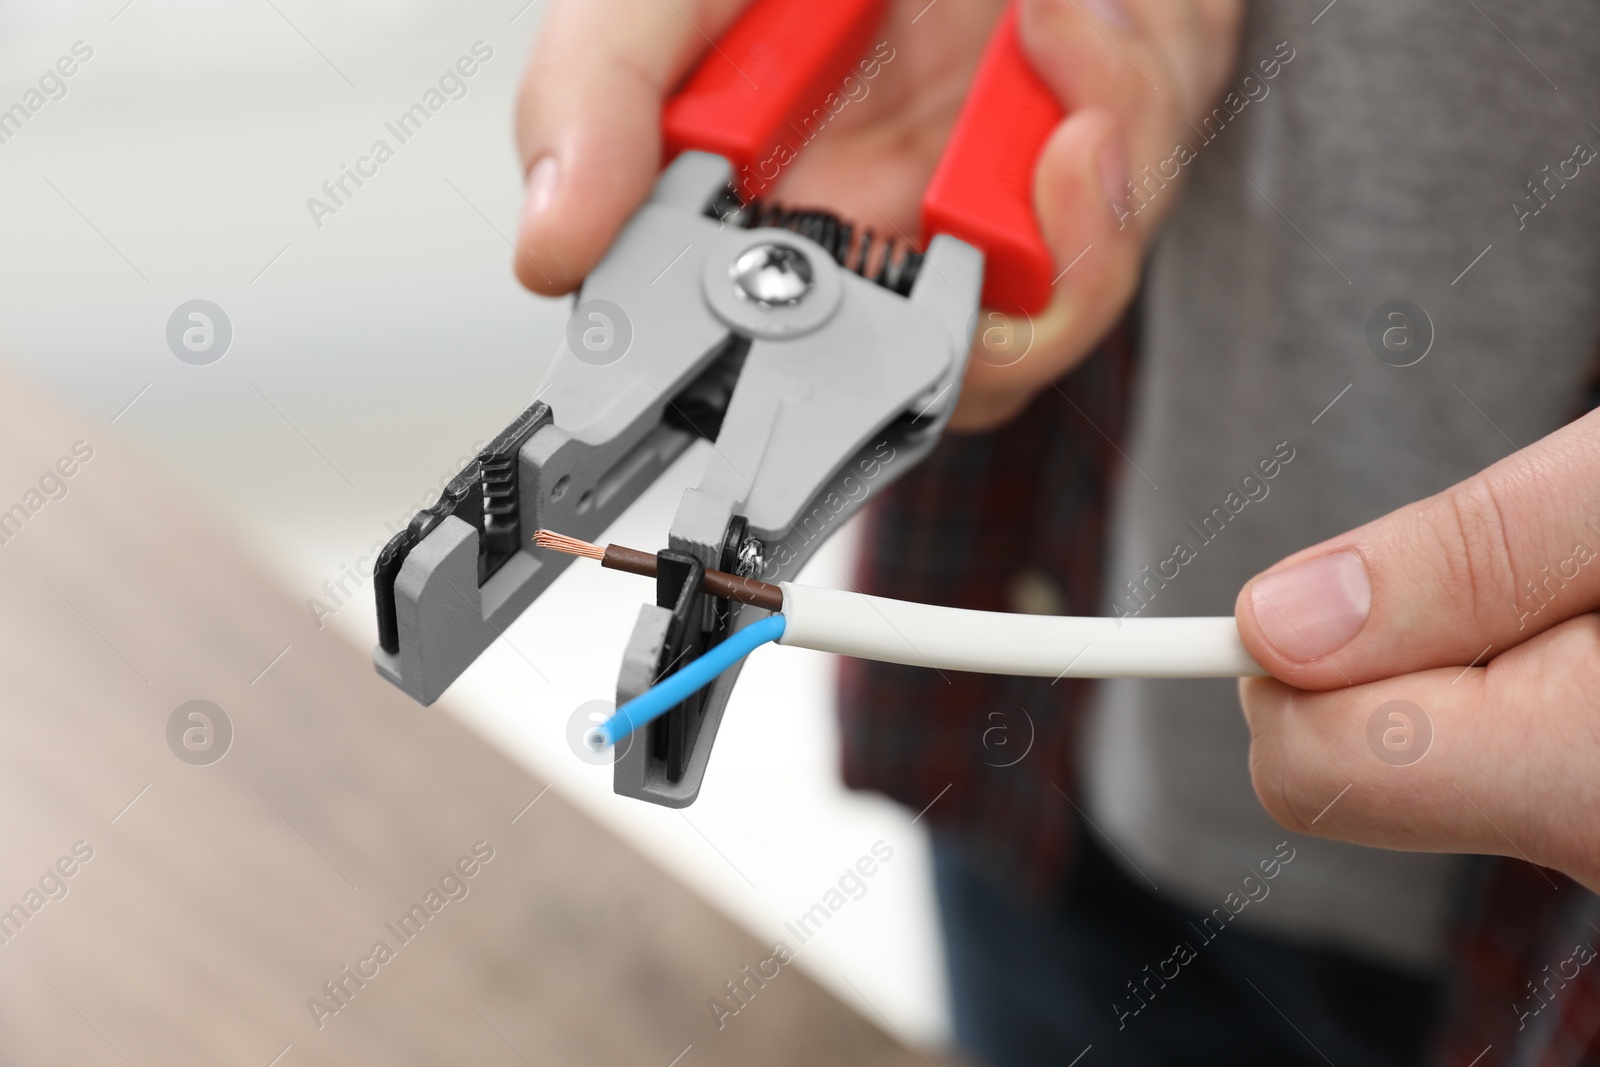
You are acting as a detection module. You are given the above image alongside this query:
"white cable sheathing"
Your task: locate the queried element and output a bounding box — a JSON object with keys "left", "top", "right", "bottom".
{"left": 778, "top": 583, "right": 1266, "bottom": 678}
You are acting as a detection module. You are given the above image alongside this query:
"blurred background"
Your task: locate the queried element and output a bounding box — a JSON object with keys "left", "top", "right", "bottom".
{"left": 0, "top": 0, "right": 949, "bottom": 1060}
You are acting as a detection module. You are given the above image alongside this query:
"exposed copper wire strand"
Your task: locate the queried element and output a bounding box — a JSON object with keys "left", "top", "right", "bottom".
{"left": 531, "top": 530, "right": 604, "bottom": 559}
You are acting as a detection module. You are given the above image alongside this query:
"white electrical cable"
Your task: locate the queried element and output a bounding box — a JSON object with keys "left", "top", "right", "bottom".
{"left": 778, "top": 583, "right": 1265, "bottom": 678}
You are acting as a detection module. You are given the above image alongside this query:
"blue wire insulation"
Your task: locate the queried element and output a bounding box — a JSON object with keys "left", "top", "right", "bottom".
{"left": 592, "top": 613, "right": 788, "bottom": 751}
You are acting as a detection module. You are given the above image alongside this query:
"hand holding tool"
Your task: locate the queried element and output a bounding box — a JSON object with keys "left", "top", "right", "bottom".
{"left": 374, "top": 0, "right": 1069, "bottom": 806}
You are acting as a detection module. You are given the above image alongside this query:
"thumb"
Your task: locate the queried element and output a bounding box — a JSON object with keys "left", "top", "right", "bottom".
{"left": 512, "top": 0, "right": 748, "bottom": 295}
{"left": 1236, "top": 408, "right": 1600, "bottom": 690}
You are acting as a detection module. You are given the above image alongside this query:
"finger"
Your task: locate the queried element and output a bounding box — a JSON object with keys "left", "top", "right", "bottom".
{"left": 951, "top": 0, "right": 1240, "bottom": 431}
{"left": 1235, "top": 408, "right": 1600, "bottom": 689}
{"left": 512, "top": 0, "right": 748, "bottom": 294}
{"left": 949, "top": 107, "right": 1139, "bottom": 431}
{"left": 1017, "top": 0, "right": 1228, "bottom": 238}
{"left": 1239, "top": 613, "right": 1600, "bottom": 890}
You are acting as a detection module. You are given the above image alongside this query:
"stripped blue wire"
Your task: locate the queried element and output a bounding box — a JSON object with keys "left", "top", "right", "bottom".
{"left": 587, "top": 613, "right": 788, "bottom": 752}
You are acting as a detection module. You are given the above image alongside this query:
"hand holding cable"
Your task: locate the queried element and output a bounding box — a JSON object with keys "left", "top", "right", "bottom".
{"left": 1235, "top": 407, "right": 1600, "bottom": 893}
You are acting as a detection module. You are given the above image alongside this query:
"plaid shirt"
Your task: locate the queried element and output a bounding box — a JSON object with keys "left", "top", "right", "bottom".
{"left": 1433, "top": 863, "right": 1600, "bottom": 1067}
{"left": 838, "top": 330, "right": 1600, "bottom": 1064}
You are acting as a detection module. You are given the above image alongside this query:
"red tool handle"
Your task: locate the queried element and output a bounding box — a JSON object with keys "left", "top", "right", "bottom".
{"left": 662, "top": 0, "right": 889, "bottom": 201}
{"left": 921, "top": 5, "right": 1064, "bottom": 313}
{"left": 665, "top": 0, "right": 1064, "bottom": 314}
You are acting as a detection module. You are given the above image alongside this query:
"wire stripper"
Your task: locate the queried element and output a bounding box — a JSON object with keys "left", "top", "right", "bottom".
{"left": 373, "top": 0, "right": 1064, "bottom": 806}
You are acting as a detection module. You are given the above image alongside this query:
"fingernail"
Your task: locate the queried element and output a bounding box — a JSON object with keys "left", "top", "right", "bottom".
{"left": 1096, "top": 136, "right": 1129, "bottom": 220}
{"left": 1081, "top": 0, "right": 1134, "bottom": 28}
{"left": 1250, "top": 551, "right": 1372, "bottom": 663}
{"left": 521, "top": 155, "right": 560, "bottom": 229}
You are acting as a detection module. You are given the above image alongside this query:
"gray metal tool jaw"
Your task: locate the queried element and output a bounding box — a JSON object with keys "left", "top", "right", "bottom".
{"left": 373, "top": 151, "right": 982, "bottom": 807}
{"left": 610, "top": 154, "right": 984, "bottom": 805}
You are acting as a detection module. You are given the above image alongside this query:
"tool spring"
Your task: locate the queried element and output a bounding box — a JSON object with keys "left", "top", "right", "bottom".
{"left": 705, "top": 188, "right": 925, "bottom": 297}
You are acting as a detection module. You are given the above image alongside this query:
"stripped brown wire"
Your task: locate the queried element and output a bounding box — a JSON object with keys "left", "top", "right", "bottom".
{"left": 532, "top": 530, "right": 785, "bottom": 612}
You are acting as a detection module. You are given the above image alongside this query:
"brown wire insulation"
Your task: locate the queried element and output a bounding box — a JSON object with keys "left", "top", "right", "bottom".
{"left": 601, "top": 544, "right": 785, "bottom": 612}
{"left": 599, "top": 544, "right": 657, "bottom": 579}
{"left": 703, "top": 567, "right": 785, "bottom": 613}
{"left": 532, "top": 531, "right": 784, "bottom": 612}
